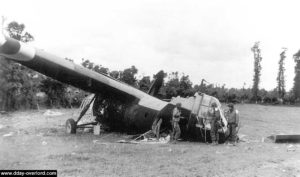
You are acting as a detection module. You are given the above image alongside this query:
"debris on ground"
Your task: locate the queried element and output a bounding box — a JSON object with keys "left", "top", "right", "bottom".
{"left": 117, "top": 135, "right": 170, "bottom": 144}
{"left": 0, "top": 124, "right": 4, "bottom": 130}
{"left": 287, "top": 144, "right": 296, "bottom": 152}
{"left": 137, "top": 135, "right": 170, "bottom": 144}
{"left": 42, "top": 141, "right": 47, "bottom": 145}
{"left": 43, "top": 110, "right": 63, "bottom": 117}
{"left": 238, "top": 134, "right": 249, "bottom": 142}
{"left": 117, "top": 129, "right": 171, "bottom": 145}
{"left": 93, "top": 140, "right": 109, "bottom": 145}
{"left": 268, "top": 134, "right": 300, "bottom": 143}
{"left": 93, "top": 140, "right": 99, "bottom": 144}
{"left": 3, "top": 132, "right": 14, "bottom": 137}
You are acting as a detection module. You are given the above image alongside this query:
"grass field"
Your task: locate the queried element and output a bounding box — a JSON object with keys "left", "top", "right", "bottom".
{"left": 0, "top": 104, "right": 300, "bottom": 177}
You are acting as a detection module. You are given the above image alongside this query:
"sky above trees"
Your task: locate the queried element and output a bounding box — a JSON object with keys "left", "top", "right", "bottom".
{"left": 1, "top": 0, "right": 300, "bottom": 90}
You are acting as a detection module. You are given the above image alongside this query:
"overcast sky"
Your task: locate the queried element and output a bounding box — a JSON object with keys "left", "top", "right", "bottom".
{"left": 1, "top": 0, "right": 300, "bottom": 90}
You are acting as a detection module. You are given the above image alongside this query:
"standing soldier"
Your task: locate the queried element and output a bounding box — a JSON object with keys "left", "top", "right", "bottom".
{"left": 226, "top": 103, "right": 239, "bottom": 145}
{"left": 172, "top": 103, "right": 182, "bottom": 143}
{"left": 210, "top": 102, "right": 221, "bottom": 145}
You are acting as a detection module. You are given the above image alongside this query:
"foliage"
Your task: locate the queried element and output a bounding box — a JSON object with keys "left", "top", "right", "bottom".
{"left": 179, "top": 75, "right": 194, "bottom": 97}
{"left": 119, "top": 66, "right": 138, "bottom": 86}
{"left": 109, "top": 70, "right": 122, "bottom": 79}
{"left": 7, "top": 21, "right": 34, "bottom": 42}
{"left": 164, "top": 72, "right": 180, "bottom": 98}
{"left": 39, "top": 77, "right": 67, "bottom": 108}
{"left": 163, "top": 72, "right": 194, "bottom": 99}
{"left": 138, "top": 76, "right": 151, "bottom": 92}
{"left": 0, "top": 21, "right": 40, "bottom": 111}
{"left": 293, "top": 49, "right": 300, "bottom": 101}
{"left": 277, "top": 49, "right": 286, "bottom": 99}
{"left": 81, "top": 59, "right": 109, "bottom": 75}
{"left": 251, "top": 42, "right": 262, "bottom": 102}
{"left": 81, "top": 59, "right": 138, "bottom": 87}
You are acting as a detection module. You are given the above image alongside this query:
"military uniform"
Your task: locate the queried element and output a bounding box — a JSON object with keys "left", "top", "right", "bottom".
{"left": 210, "top": 105, "right": 221, "bottom": 144}
{"left": 172, "top": 107, "right": 181, "bottom": 141}
{"left": 227, "top": 108, "right": 239, "bottom": 143}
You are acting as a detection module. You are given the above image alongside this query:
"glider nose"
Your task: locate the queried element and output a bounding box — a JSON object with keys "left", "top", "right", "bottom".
{"left": 0, "top": 34, "right": 35, "bottom": 61}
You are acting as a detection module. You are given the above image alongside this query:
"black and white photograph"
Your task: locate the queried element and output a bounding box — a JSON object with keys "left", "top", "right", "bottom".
{"left": 0, "top": 0, "right": 300, "bottom": 176}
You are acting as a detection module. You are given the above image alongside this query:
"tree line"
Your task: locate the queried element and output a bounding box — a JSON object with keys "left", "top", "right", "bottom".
{"left": 1, "top": 21, "right": 300, "bottom": 111}
{"left": 251, "top": 42, "right": 300, "bottom": 104}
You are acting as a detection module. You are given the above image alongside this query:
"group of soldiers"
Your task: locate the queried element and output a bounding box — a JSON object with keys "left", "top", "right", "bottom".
{"left": 171, "top": 102, "right": 239, "bottom": 145}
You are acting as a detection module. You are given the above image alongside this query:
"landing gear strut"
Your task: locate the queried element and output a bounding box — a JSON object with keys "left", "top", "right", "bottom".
{"left": 65, "top": 95, "right": 97, "bottom": 134}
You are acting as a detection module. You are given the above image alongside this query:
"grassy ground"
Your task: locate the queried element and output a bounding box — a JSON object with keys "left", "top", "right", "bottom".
{"left": 0, "top": 104, "right": 300, "bottom": 177}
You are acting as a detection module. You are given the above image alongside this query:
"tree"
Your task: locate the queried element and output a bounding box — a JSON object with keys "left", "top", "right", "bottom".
{"left": 7, "top": 21, "right": 34, "bottom": 42}
{"left": 165, "top": 72, "right": 180, "bottom": 98}
{"left": 251, "top": 42, "right": 262, "bottom": 102}
{"left": 39, "top": 77, "right": 66, "bottom": 108}
{"left": 0, "top": 21, "right": 38, "bottom": 111}
{"left": 293, "top": 49, "right": 300, "bottom": 101}
{"left": 277, "top": 49, "right": 286, "bottom": 99}
{"left": 120, "top": 66, "right": 138, "bottom": 86}
{"left": 81, "top": 59, "right": 138, "bottom": 87}
{"left": 163, "top": 72, "right": 194, "bottom": 98}
{"left": 178, "top": 75, "right": 194, "bottom": 97}
{"left": 138, "top": 76, "right": 151, "bottom": 92}
{"left": 109, "top": 70, "right": 121, "bottom": 79}
{"left": 81, "top": 59, "right": 109, "bottom": 75}
{"left": 94, "top": 65, "right": 109, "bottom": 75}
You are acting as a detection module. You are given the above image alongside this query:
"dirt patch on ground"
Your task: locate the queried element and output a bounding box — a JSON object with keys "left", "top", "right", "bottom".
{"left": 0, "top": 104, "right": 300, "bottom": 177}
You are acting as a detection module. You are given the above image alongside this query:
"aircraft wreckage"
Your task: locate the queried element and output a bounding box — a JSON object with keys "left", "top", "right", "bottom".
{"left": 0, "top": 33, "right": 231, "bottom": 143}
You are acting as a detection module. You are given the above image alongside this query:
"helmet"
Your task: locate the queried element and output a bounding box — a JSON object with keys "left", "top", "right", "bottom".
{"left": 176, "top": 103, "right": 182, "bottom": 108}
{"left": 227, "top": 103, "right": 234, "bottom": 108}
{"left": 211, "top": 102, "right": 217, "bottom": 107}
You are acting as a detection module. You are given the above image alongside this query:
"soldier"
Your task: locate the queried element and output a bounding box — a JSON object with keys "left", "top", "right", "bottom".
{"left": 172, "top": 103, "right": 182, "bottom": 143}
{"left": 210, "top": 102, "right": 221, "bottom": 145}
{"left": 226, "top": 103, "right": 239, "bottom": 145}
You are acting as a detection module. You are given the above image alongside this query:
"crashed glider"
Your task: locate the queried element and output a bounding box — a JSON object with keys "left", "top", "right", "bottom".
{"left": 0, "top": 33, "right": 228, "bottom": 142}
